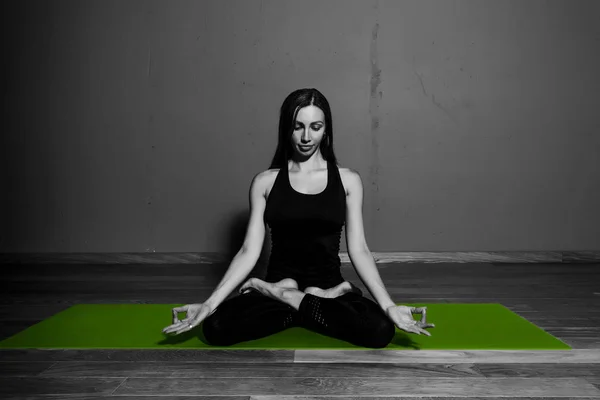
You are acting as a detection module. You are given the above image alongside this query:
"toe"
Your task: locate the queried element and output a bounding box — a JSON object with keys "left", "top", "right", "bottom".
{"left": 239, "top": 278, "right": 254, "bottom": 292}
{"left": 304, "top": 287, "right": 316, "bottom": 295}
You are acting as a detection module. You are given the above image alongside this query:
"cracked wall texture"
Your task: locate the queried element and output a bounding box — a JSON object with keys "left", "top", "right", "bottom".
{"left": 1, "top": 0, "right": 599, "bottom": 253}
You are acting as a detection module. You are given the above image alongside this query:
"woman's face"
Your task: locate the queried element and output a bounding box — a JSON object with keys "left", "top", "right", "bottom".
{"left": 291, "top": 105, "right": 326, "bottom": 157}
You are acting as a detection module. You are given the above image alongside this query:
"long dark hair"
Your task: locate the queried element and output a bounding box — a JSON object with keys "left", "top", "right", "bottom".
{"left": 268, "top": 88, "right": 339, "bottom": 170}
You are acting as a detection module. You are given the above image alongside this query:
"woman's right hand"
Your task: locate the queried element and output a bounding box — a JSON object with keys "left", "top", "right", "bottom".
{"left": 162, "top": 303, "right": 214, "bottom": 335}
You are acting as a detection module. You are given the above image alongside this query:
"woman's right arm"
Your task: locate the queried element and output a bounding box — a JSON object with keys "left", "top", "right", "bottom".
{"left": 204, "top": 171, "right": 268, "bottom": 312}
{"left": 203, "top": 249, "right": 258, "bottom": 311}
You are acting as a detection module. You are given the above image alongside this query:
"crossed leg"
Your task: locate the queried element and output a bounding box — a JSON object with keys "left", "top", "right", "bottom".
{"left": 238, "top": 277, "right": 357, "bottom": 309}
{"left": 203, "top": 277, "right": 394, "bottom": 348}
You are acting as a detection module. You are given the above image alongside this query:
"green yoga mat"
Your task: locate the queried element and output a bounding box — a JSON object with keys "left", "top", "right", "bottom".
{"left": 0, "top": 303, "right": 570, "bottom": 350}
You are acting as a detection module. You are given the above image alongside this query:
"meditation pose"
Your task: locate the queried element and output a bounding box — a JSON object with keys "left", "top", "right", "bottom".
{"left": 162, "top": 88, "right": 435, "bottom": 348}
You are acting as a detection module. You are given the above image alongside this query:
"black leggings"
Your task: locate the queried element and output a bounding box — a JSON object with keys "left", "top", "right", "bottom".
{"left": 201, "top": 289, "right": 396, "bottom": 349}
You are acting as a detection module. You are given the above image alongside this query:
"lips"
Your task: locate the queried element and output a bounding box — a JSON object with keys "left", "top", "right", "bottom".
{"left": 299, "top": 145, "right": 312, "bottom": 151}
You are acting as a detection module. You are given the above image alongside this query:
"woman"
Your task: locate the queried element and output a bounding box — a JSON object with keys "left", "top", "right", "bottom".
{"left": 162, "top": 88, "right": 435, "bottom": 348}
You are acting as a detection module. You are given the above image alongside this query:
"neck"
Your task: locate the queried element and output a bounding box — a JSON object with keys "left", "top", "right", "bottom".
{"left": 289, "top": 152, "right": 327, "bottom": 173}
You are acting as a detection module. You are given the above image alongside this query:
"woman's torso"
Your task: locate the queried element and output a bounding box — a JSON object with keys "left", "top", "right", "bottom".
{"left": 261, "top": 159, "right": 350, "bottom": 290}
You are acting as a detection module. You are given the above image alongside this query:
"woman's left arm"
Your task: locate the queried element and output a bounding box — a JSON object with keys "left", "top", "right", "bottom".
{"left": 344, "top": 169, "right": 434, "bottom": 335}
{"left": 344, "top": 169, "right": 396, "bottom": 312}
{"left": 349, "top": 250, "right": 396, "bottom": 312}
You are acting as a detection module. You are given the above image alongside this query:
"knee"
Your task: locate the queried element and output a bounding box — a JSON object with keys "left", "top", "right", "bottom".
{"left": 363, "top": 315, "right": 396, "bottom": 349}
{"left": 202, "top": 312, "right": 233, "bottom": 346}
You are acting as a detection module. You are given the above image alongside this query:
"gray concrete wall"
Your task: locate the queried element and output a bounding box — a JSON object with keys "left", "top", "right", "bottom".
{"left": 1, "top": 0, "right": 599, "bottom": 254}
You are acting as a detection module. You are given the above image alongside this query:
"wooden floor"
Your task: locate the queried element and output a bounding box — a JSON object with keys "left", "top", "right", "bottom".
{"left": 0, "top": 261, "right": 599, "bottom": 399}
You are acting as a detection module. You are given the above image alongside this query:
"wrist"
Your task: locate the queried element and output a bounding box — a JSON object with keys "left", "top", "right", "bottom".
{"left": 381, "top": 302, "right": 396, "bottom": 314}
{"left": 204, "top": 297, "right": 218, "bottom": 312}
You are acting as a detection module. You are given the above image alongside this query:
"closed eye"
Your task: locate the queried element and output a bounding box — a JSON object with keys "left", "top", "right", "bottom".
{"left": 295, "top": 124, "right": 322, "bottom": 130}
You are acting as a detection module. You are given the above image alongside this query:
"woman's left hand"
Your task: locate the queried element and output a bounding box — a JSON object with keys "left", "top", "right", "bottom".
{"left": 385, "top": 305, "right": 435, "bottom": 336}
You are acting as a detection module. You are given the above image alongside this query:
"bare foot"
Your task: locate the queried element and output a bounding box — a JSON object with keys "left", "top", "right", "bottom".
{"left": 239, "top": 277, "right": 299, "bottom": 301}
{"left": 304, "top": 281, "right": 358, "bottom": 298}
{"left": 240, "top": 278, "right": 298, "bottom": 295}
{"left": 274, "top": 278, "right": 298, "bottom": 290}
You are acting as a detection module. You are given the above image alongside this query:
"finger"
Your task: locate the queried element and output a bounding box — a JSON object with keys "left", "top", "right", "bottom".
{"left": 419, "top": 328, "right": 431, "bottom": 336}
{"left": 172, "top": 307, "right": 184, "bottom": 324}
{"left": 398, "top": 324, "right": 421, "bottom": 335}
{"left": 163, "top": 323, "right": 191, "bottom": 335}
{"left": 163, "top": 325, "right": 178, "bottom": 334}
{"left": 412, "top": 322, "right": 433, "bottom": 335}
{"left": 163, "top": 319, "right": 190, "bottom": 334}
{"left": 411, "top": 306, "right": 426, "bottom": 315}
{"left": 173, "top": 305, "right": 188, "bottom": 319}
{"left": 404, "top": 324, "right": 428, "bottom": 336}
{"left": 174, "top": 323, "right": 196, "bottom": 335}
{"left": 399, "top": 321, "right": 433, "bottom": 336}
{"left": 421, "top": 307, "right": 427, "bottom": 324}
{"left": 163, "top": 321, "right": 185, "bottom": 334}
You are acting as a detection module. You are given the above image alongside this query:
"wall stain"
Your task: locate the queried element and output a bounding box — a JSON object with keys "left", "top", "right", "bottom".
{"left": 413, "top": 56, "right": 458, "bottom": 125}
{"left": 147, "top": 49, "right": 152, "bottom": 78}
{"left": 414, "top": 71, "right": 427, "bottom": 96}
{"left": 369, "top": 0, "right": 381, "bottom": 226}
{"left": 431, "top": 93, "right": 458, "bottom": 125}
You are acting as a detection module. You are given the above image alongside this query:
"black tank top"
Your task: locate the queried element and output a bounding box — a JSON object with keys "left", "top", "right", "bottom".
{"left": 264, "top": 159, "right": 346, "bottom": 291}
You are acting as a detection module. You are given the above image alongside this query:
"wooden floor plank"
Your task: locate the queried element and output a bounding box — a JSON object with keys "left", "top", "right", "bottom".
{"left": 0, "top": 395, "right": 249, "bottom": 400}
{"left": 4, "top": 396, "right": 600, "bottom": 400}
{"left": 249, "top": 397, "right": 600, "bottom": 400}
{"left": 531, "top": 339, "right": 599, "bottom": 349}
{"left": 0, "top": 349, "right": 294, "bottom": 362}
{"left": 587, "top": 375, "right": 600, "bottom": 391}
{"left": 0, "top": 397, "right": 250, "bottom": 400}
{"left": 110, "top": 377, "right": 600, "bottom": 396}
{"left": 0, "top": 361, "right": 55, "bottom": 376}
{"left": 294, "top": 349, "right": 600, "bottom": 364}
{"left": 475, "top": 363, "right": 600, "bottom": 377}
{"left": 33, "top": 362, "right": 482, "bottom": 378}
{"left": 0, "top": 377, "right": 125, "bottom": 397}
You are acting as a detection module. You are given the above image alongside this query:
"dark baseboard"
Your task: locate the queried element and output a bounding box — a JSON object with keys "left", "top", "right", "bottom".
{"left": 0, "top": 251, "right": 598, "bottom": 264}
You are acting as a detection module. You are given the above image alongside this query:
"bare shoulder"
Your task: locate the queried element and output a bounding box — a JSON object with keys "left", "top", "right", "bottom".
{"left": 341, "top": 167, "right": 360, "bottom": 178}
{"left": 254, "top": 169, "right": 274, "bottom": 197}
{"left": 340, "top": 167, "right": 361, "bottom": 195}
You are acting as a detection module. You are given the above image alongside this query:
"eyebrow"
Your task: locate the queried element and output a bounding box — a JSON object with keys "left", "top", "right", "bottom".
{"left": 295, "top": 121, "right": 324, "bottom": 125}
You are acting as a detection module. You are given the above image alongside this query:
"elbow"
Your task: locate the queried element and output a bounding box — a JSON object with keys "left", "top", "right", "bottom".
{"left": 348, "top": 247, "right": 370, "bottom": 262}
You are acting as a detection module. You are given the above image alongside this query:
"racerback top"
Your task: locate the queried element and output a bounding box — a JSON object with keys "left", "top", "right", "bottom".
{"left": 264, "top": 158, "right": 346, "bottom": 291}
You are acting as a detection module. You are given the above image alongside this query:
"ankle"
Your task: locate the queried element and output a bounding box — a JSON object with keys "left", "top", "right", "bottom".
{"left": 281, "top": 288, "right": 305, "bottom": 311}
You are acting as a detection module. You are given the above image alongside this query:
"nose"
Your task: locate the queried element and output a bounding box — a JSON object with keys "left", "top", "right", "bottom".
{"left": 301, "top": 129, "right": 312, "bottom": 142}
